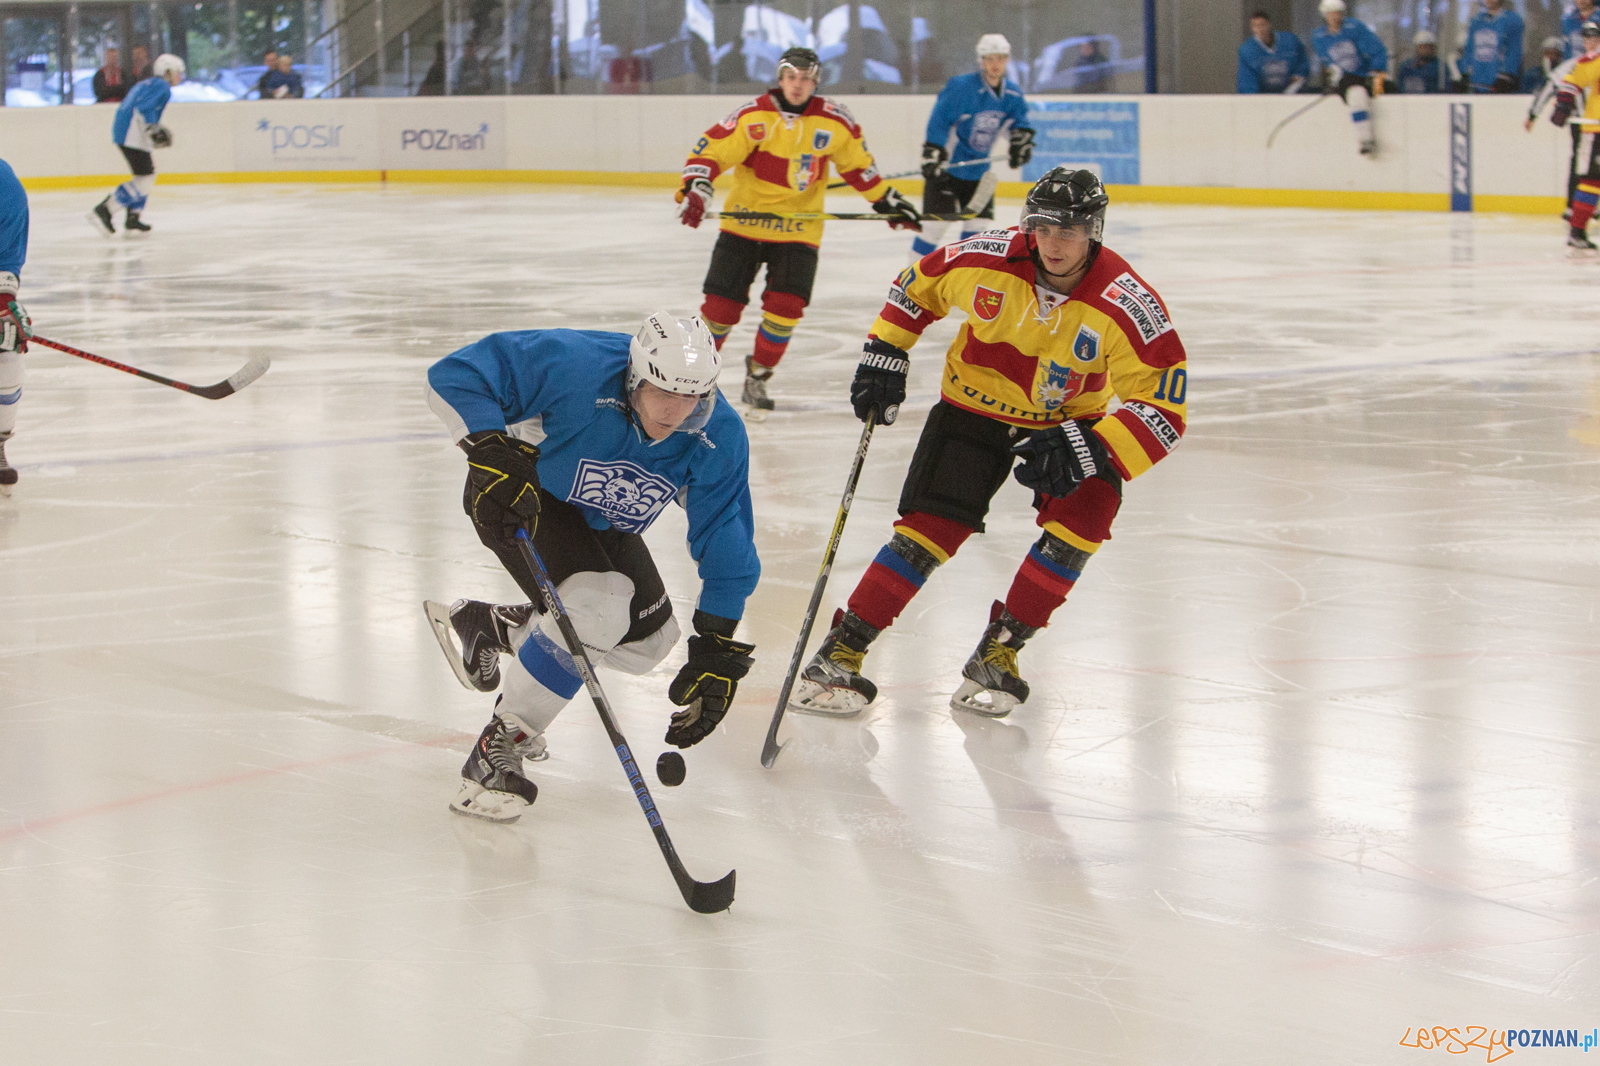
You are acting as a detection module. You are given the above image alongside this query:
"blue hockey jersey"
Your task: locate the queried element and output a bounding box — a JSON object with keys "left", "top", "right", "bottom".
{"left": 425, "top": 329, "right": 760, "bottom": 620}
{"left": 1311, "top": 19, "right": 1389, "bottom": 78}
{"left": 1398, "top": 56, "right": 1449, "bottom": 93}
{"left": 0, "top": 159, "right": 26, "bottom": 286}
{"left": 1463, "top": 7, "right": 1524, "bottom": 89}
{"left": 111, "top": 77, "right": 171, "bottom": 151}
{"left": 924, "top": 72, "right": 1031, "bottom": 177}
{"left": 1237, "top": 31, "right": 1310, "bottom": 93}
{"left": 1564, "top": 8, "right": 1596, "bottom": 58}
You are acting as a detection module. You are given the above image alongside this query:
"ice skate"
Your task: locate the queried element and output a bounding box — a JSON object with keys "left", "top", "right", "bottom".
{"left": 450, "top": 712, "right": 546, "bottom": 824}
{"left": 87, "top": 198, "right": 115, "bottom": 236}
{"left": 123, "top": 210, "right": 152, "bottom": 234}
{"left": 950, "top": 601, "right": 1039, "bottom": 719}
{"left": 1358, "top": 139, "right": 1377, "bottom": 156}
{"left": 741, "top": 356, "right": 775, "bottom": 418}
{"left": 423, "top": 598, "right": 534, "bottom": 692}
{"left": 0, "top": 433, "right": 15, "bottom": 496}
{"left": 791, "top": 609, "right": 880, "bottom": 718}
{"left": 1568, "top": 228, "right": 1598, "bottom": 258}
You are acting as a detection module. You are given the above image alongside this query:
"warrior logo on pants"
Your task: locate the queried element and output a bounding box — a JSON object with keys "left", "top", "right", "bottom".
{"left": 570, "top": 459, "right": 677, "bottom": 532}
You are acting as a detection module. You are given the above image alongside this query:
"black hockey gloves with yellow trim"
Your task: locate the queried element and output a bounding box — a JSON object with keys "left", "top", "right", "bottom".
{"left": 665, "top": 613, "right": 755, "bottom": 749}
{"left": 1008, "top": 127, "right": 1035, "bottom": 169}
{"left": 873, "top": 187, "right": 922, "bottom": 231}
{"left": 851, "top": 338, "right": 908, "bottom": 425}
{"left": 1011, "top": 419, "right": 1111, "bottom": 498}
{"left": 460, "top": 430, "right": 542, "bottom": 544}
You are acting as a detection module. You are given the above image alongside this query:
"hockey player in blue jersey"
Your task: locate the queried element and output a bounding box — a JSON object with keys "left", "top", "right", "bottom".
{"left": 0, "top": 157, "right": 29, "bottom": 495}
{"left": 1312, "top": 0, "right": 1390, "bottom": 155}
{"left": 1566, "top": 0, "right": 1599, "bottom": 57}
{"left": 1463, "top": 0, "right": 1524, "bottom": 92}
{"left": 423, "top": 311, "right": 760, "bottom": 823}
{"left": 88, "top": 53, "right": 184, "bottom": 236}
{"left": 912, "top": 33, "right": 1033, "bottom": 261}
{"left": 1398, "top": 31, "right": 1449, "bottom": 93}
{"left": 1237, "top": 10, "right": 1310, "bottom": 94}
{"left": 1525, "top": 36, "right": 1570, "bottom": 92}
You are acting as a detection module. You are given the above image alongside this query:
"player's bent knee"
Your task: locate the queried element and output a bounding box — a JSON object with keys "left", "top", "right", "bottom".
{"left": 760, "top": 290, "right": 806, "bottom": 319}
{"left": 539, "top": 571, "right": 634, "bottom": 658}
{"left": 601, "top": 614, "right": 681, "bottom": 675}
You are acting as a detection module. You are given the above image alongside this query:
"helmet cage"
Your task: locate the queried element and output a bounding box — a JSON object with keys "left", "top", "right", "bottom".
{"left": 1020, "top": 209, "right": 1104, "bottom": 243}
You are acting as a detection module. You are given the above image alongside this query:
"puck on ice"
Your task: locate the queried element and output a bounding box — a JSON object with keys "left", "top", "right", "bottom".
{"left": 656, "top": 751, "right": 686, "bottom": 786}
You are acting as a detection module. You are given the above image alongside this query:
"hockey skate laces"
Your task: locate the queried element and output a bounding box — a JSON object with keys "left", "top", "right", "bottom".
{"left": 982, "top": 642, "right": 1020, "bottom": 676}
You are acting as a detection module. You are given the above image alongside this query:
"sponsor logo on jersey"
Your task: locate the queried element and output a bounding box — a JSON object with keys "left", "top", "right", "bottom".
{"left": 887, "top": 283, "right": 923, "bottom": 319}
{"left": 569, "top": 459, "right": 678, "bottom": 534}
{"left": 812, "top": 129, "right": 833, "bottom": 151}
{"left": 1101, "top": 272, "right": 1173, "bottom": 344}
{"left": 1123, "top": 401, "right": 1181, "bottom": 452}
{"left": 683, "top": 163, "right": 712, "bottom": 180}
{"left": 973, "top": 285, "right": 1006, "bottom": 321}
{"left": 821, "top": 98, "right": 860, "bottom": 131}
{"left": 747, "top": 122, "right": 766, "bottom": 141}
{"left": 945, "top": 235, "right": 1014, "bottom": 261}
{"left": 1035, "top": 360, "right": 1079, "bottom": 411}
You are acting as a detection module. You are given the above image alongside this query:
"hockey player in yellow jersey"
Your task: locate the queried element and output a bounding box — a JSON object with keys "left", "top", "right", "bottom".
{"left": 792, "top": 168, "right": 1188, "bottom": 718}
{"left": 676, "top": 46, "right": 921, "bottom": 412}
{"left": 1553, "top": 20, "right": 1600, "bottom": 255}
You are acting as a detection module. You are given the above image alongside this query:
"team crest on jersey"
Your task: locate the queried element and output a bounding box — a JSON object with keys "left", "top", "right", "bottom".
{"left": 973, "top": 285, "right": 1006, "bottom": 321}
{"left": 1072, "top": 324, "right": 1101, "bottom": 363}
{"left": 1035, "top": 360, "right": 1080, "bottom": 411}
{"left": 796, "top": 153, "right": 821, "bottom": 191}
{"left": 748, "top": 122, "right": 766, "bottom": 141}
{"left": 569, "top": 459, "right": 677, "bottom": 533}
{"left": 812, "top": 129, "right": 833, "bottom": 151}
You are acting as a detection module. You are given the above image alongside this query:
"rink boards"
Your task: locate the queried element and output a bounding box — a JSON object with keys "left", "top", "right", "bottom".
{"left": 0, "top": 91, "right": 1570, "bottom": 214}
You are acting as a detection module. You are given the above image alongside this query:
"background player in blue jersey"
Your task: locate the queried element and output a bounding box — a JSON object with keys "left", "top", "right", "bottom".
{"left": 1312, "top": 0, "right": 1390, "bottom": 155}
{"left": 0, "top": 157, "right": 29, "bottom": 495}
{"left": 912, "top": 33, "right": 1033, "bottom": 261}
{"left": 423, "top": 312, "right": 760, "bottom": 823}
{"left": 89, "top": 53, "right": 184, "bottom": 236}
{"left": 1463, "top": 0, "right": 1525, "bottom": 92}
{"left": 1398, "top": 31, "right": 1450, "bottom": 93}
{"left": 1237, "top": 10, "right": 1310, "bottom": 94}
{"left": 1566, "top": 0, "right": 1599, "bottom": 57}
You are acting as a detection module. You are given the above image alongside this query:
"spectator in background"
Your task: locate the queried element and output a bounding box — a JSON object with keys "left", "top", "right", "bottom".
{"left": 1073, "top": 40, "right": 1111, "bottom": 93}
{"left": 1463, "top": 0, "right": 1524, "bottom": 92}
{"left": 1526, "top": 36, "right": 1569, "bottom": 92}
{"left": 93, "top": 47, "right": 128, "bottom": 102}
{"left": 255, "top": 50, "right": 278, "bottom": 99}
{"left": 129, "top": 45, "right": 152, "bottom": 81}
{"left": 1237, "top": 10, "right": 1309, "bottom": 93}
{"left": 456, "top": 38, "right": 489, "bottom": 95}
{"left": 1564, "top": 0, "right": 1598, "bottom": 58}
{"left": 265, "top": 53, "right": 304, "bottom": 98}
{"left": 418, "top": 41, "right": 446, "bottom": 95}
{"left": 1397, "top": 31, "right": 1448, "bottom": 93}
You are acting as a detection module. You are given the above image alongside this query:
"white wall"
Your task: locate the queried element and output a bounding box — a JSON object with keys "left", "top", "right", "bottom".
{"left": 0, "top": 93, "right": 1571, "bottom": 203}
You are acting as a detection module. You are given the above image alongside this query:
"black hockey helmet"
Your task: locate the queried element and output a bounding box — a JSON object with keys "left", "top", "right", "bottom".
{"left": 1021, "top": 167, "right": 1109, "bottom": 242}
{"left": 777, "top": 46, "right": 821, "bottom": 79}
{"left": 1584, "top": 20, "right": 1600, "bottom": 38}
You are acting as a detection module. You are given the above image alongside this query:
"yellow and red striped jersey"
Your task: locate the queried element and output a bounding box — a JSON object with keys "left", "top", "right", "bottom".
{"left": 1559, "top": 51, "right": 1600, "bottom": 121}
{"left": 868, "top": 228, "right": 1187, "bottom": 480}
{"left": 683, "top": 92, "right": 888, "bottom": 247}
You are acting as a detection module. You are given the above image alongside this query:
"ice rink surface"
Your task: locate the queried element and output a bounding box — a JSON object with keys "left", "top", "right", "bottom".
{"left": 2, "top": 185, "right": 1598, "bottom": 1064}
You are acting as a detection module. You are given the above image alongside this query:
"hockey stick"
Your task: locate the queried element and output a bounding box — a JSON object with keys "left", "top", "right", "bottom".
{"left": 1266, "top": 92, "right": 1333, "bottom": 148}
{"left": 711, "top": 210, "right": 976, "bottom": 222}
{"left": 512, "top": 529, "right": 736, "bottom": 914}
{"left": 31, "top": 334, "right": 270, "bottom": 400}
{"left": 760, "top": 415, "right": 876, "bottom": 769}
{"left": 826, "top": 155, "right": 999, "bottom": 190}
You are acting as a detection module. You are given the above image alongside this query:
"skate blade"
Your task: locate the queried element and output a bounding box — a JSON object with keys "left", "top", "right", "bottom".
{"left": 85, "top": 210, "right": 115, "bottom": 237}
{"left": 741, "top": 403, "right": 770, "bottom": 424}
{"left": 1569, "top": 248, "right": 1599, "bottom": 260}
{"left": 448, "top": 781, "right": 528, "bottom": 823}
{"left": 950, "top": 678, "right": 1019, "bottom": 719}
{"left": 423, "top": 600, "right": 490, "bottom": 691}
{"left": 789, "top": 679, "right": 867, "bottom": 718}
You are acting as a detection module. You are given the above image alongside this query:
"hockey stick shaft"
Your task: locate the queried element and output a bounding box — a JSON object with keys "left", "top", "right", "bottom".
{"left": 1266, "top": 92, "right": 1332, "bottom": 148}
{"left": 512, "top": 530, "right": 736, "bottom": 914}
{"left": 30, "top": 334, "right": 270, "bottom": 400}
{"left": 826, "top": 155, "right": 1000, "bottom": 189}
{"left": 760, "top": 416, "right": 875, "bottom": 769}
{"left": 710, "top": 211, "right": 977, "bottom": 222}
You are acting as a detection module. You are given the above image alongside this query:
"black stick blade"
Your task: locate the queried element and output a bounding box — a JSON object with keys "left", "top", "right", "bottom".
{"left": 760, "top": 738, "right": 784, "bottom": 769}
{"left": 687, "top": 869, "right": 737, "bottom": 914}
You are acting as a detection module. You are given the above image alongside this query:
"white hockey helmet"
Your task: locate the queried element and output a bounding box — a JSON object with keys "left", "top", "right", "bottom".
{"left": 152, "top": 53, "right": 186, "bottom": 81}
{"left": 628, "top": 311, "right": 720, "bottom": 433}
{"left": 1318, "top": 0, "right": 1347, "bottom": 14}
{"left": 1413, "top": 30, "right": 1438, "bottom": 46}
{"left": 976, "top": 34, "right": 1011, "bottom": 58}
{"left": 1543, "top": 35, "right": 1567, "bottom": 52}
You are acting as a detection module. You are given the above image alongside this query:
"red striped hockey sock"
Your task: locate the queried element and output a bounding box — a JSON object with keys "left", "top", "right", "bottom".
{"left": 846, "top": 512, "right": 973, "bottom": 630}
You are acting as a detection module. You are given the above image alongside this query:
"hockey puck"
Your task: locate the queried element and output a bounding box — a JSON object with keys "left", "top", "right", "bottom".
{"left": 656, "top": 751, "right": 686, "bottom": 787}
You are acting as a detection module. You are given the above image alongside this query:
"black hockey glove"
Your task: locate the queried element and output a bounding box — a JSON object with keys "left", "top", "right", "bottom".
{"left": 1008, "top": 127, "right": 1036, "bottom": 169}
{"left": 920, "top": 141, "right": 948, "bottom": 181}
{"left": 1553, "top": 91, "right": 1577, "bottom": 127}
{"left": 851, "top": 338, "right": 908, "bottom": 425}
{"left": 0, "top": 294, "right": 30, "bottom": 354}
{"left": 1011, "top": 419, "right": 1112, "bottom": 498}
{"left": 149, "top": 124, "right": 173, "bottom": 149}
{"left": 873, "top": 187, "right": 922, "bottom": 232}
{"left": 665, "top": 613, "right": 755, "bottom": 749}
{"left": 1491, "top": 72, "right": 1517, "bottom": 94}
{"left": 460, "top": 430, "right": 542, "bottom": 543}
